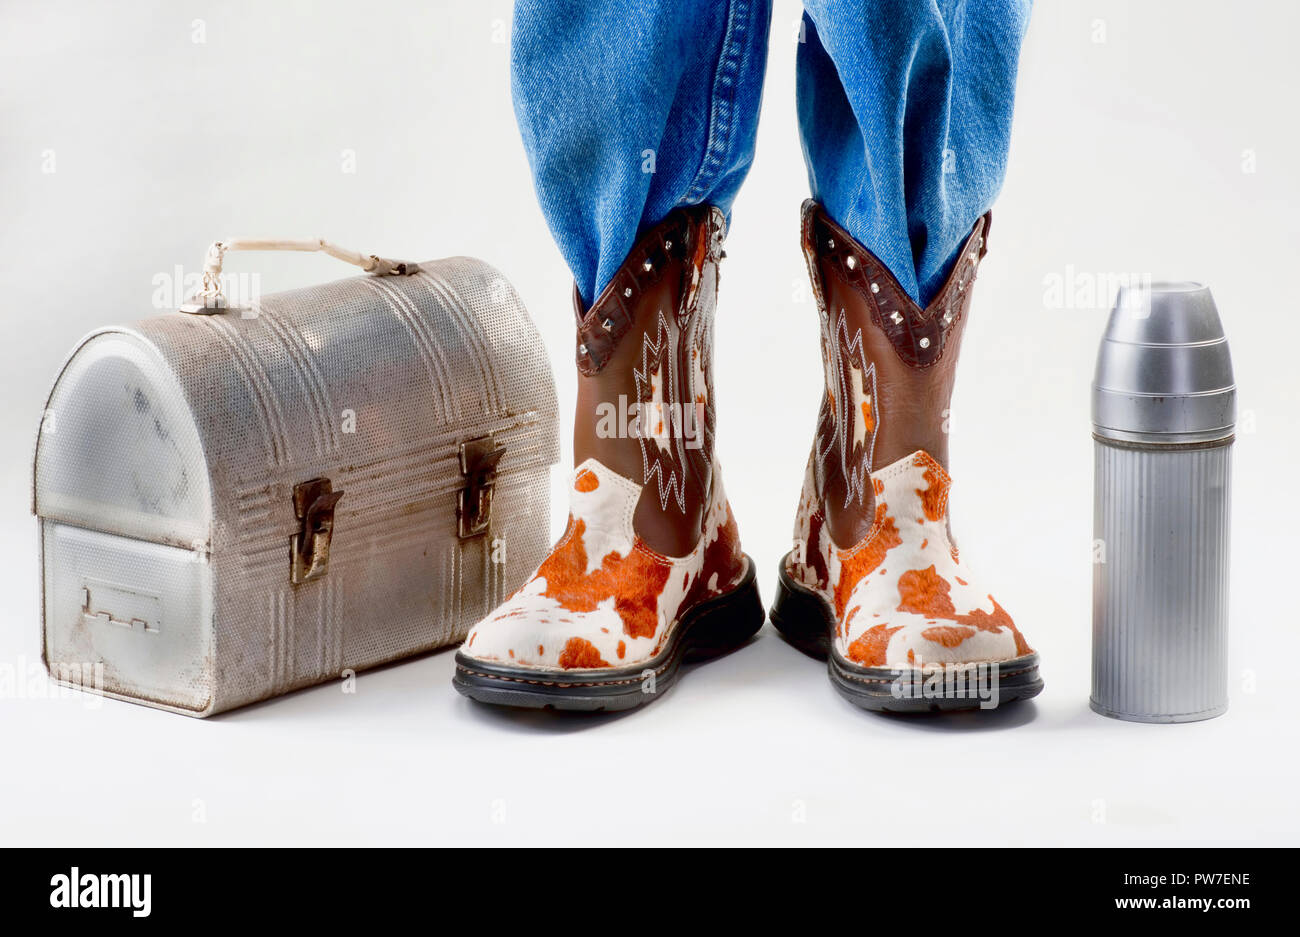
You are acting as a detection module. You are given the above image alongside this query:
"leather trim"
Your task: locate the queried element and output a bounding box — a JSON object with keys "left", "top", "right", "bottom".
{"left": 802, "top": 201, "right": 989, "bottom": 371}
{"left": 575, "top": 207, "right": 719, "bottom": 375}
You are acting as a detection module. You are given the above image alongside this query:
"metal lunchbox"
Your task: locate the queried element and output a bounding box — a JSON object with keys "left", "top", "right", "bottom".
{"left": 32, "top": 238, "right": 559, "bottom": 716}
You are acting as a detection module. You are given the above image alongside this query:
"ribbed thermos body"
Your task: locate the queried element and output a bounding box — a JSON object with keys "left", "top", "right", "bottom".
{"left": 1090, "top": 283, "right": 1235, "bottom": 723}
{"left": 1092, "top": 439, "right": 1232, "bottom": 721}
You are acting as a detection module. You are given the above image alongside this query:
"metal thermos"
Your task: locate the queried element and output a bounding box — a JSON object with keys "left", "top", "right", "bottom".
{"left": 1091, "top": 282, "right": 1235, "bottom": 723}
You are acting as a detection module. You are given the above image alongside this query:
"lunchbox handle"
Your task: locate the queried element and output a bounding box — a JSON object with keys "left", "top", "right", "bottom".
{"left": 180, "top": 237, "right": 421, "bottom": 313}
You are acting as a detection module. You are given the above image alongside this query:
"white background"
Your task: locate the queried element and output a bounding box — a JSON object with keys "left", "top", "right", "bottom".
{"left": 1, "top": 0, "right": 1296, "bottom": 846}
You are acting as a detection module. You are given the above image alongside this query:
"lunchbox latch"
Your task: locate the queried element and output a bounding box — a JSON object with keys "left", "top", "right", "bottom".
{"left": 458, "top": 436, "right": 506, "bottom": 539}
{"left": 290, "top": 477, "right": 344, "bottom": 584}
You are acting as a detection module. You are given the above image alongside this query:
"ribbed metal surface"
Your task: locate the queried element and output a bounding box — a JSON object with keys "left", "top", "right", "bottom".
{"left": 1091, "top": 438, "right": 1232, "bottom": 722}
{"left": 35, "top": 257, "right": 559, "bottom": 716}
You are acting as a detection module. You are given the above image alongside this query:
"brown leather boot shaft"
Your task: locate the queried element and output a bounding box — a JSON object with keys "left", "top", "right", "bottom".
{"left": 800, "top": 200, "right": 990, "bottom": 548}
{"left": 572, "top": 204, "right": 727, "bottom": 557}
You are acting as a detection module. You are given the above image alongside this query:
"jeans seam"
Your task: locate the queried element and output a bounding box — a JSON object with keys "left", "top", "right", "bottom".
{"left": 682, "top": 0, "right": 750, "bottom": 205}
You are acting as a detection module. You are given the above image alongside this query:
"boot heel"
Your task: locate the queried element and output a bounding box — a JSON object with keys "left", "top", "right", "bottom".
{"left": 681, "top": 555, "right": 765, "bottom": 662}
{"left": 769, "top": 553, "right": 835, "bottom": 661}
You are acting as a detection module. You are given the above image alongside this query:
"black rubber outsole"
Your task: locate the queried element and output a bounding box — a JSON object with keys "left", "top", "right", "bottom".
{"left": 452, "top": 555, "right": 764, "bottom": 712}
{"left": 770, "top": 554, "right": 1043, "bottom": 713}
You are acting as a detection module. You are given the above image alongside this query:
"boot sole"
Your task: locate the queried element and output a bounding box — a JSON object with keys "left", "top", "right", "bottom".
{"left": 452, "top": 555, "right": 764, "bottom": 712}
{"left": 770, "top": 553, "right": 1043, "bottom": 713}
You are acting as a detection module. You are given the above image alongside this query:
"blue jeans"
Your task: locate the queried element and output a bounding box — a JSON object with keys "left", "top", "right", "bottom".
{"left": 512, "top": 0, "right": 1031, "bottom": 308}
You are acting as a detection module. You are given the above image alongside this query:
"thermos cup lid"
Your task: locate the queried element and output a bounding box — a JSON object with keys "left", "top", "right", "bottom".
{"left": 1092, "top": 282, "right": 1236, "bottom": 444}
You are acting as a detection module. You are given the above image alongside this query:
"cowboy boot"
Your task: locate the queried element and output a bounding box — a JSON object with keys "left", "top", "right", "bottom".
{"left": 453, "top": 205, "right": 763, "bottom": 710}
{"left": 771, "top": 200, "right": 1043, "bottom": 712}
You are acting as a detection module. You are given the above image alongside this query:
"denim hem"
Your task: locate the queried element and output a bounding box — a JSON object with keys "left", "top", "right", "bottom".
{"left": 681, "top": 0, "right": 750, "bottom": 206}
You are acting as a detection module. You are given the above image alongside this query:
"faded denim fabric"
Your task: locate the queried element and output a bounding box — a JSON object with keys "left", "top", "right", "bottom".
{"left": 513, "top": 0, "right": 1030, "bottom": 307}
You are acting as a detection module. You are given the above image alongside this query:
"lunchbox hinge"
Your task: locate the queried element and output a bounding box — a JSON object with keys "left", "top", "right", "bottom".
{"left": 458, "top": 436, "right": 506, "bottom": 539}
{"left": 290, "top": 477, "right": 344, "bottom": 584}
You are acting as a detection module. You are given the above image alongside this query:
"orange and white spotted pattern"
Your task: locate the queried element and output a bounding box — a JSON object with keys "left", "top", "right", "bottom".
{"left": 789, "top": 450, "right": 1032, "bottom": 668}
{"left": 460, "top": 458, "right": 746, "bottom": 670}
